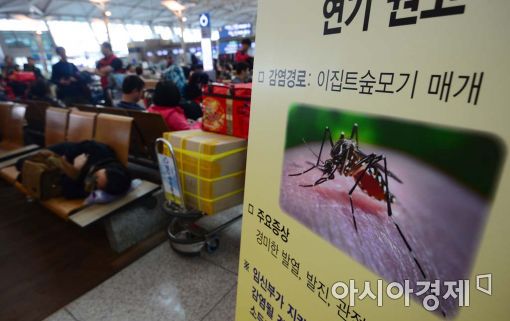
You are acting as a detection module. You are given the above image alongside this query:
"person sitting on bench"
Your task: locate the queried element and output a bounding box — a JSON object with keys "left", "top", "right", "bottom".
{"left": 148, "top": 81, "right": 202, "bottom": 131}
{"left": 27, "top": 78, "right": 66, "bottom": 108}
{"left": 16, "top": 140, "right": 131, "bottom": 199}
{"left": 117, "top": 75, "right": 145, "bottom": 111}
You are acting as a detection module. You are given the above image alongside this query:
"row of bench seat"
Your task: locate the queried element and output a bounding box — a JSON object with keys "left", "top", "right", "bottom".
{"left": 1, "top": 100, "right": 171, "bottom": 166}
{"left": 0, "top": 102, "right": 26, "bottom": 151}
{"left": 15, "top": 99, "right": 52, "bottom": 146}
{"left": 0, "top": 102, "right": 40, "bottom": 160}
{"left": 74, "top": 104, "right": 170, "bottom": 165}
{"left": 0, "top": 107, "right": 159, "bottom": 226}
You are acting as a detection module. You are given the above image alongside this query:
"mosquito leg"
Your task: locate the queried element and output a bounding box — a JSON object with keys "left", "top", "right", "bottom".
{"left": 382, "top": 157, "right": 427, "bottom": 280}
{"left": 299, "top": 165, "right": 338, "bottom": 187}
{"left": 349, "top": 197, "right": 358, "bottom": 234}
{"left": 299, "top": 177, "right": 328, "bottom": 188}
{"left": 305, "top": 161, "right": 318, "bottom": 167}
{"left": 291, "top": 127, "right": 333, "bottom": 177}
{"left": 346, "top": 151, "right": 375, "bottom": 176}
{"left": 338, "top": 146, "right": 352, "bottom": 175}
{"left": 289, "top": 165, "right": 317, "bottom": 177}
{"left": 316, "top": 128, "right": 327, "bottom": 166}
{"left": 306, "top": 161, "right": 326, "bottom": 172}
{"left": 326, "top": 127, "right": 334, "bottom": 148}
{"left": 350, "top": 123, "right": 359, "bottom": 146}
{"left": 348, "top": 154, "right": 379, "bottom": 204}
{"left": 371, "top": 162, "right": 403, "bottom": 183}
{"left": 302, "top": 138, "right": 324, "bottom": 164}
{"left": 347, "top": 154, "right": 380, "bottom": 233}
{"left": 383, "top": 157, "right": 393, "bottom": 217}
{"left": 316, "top": 127, "right": 334, "bottom": 166}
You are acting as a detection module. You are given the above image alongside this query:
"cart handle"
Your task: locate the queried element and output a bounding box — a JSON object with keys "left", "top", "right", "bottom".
{"left": 155, "top": 138, "right": 187, "bottom": 209}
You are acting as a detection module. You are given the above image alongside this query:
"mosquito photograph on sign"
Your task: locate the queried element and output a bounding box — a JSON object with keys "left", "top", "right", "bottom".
{"left": 279, "top": 104, "right": 505, "bottom": 318}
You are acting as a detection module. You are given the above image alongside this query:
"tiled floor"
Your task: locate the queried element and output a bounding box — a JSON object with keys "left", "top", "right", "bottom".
{"left": 44, "top": 210, "right": 242, "bottom": 321}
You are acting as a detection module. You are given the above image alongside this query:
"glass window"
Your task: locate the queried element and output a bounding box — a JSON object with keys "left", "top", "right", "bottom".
{"left": 124, "top": 24, "right": 154, "bottom": 41}
{"left": 14, "top": 32, "right": 34, "bottom": 49}
{"left": 154, "top": 26, "right": 174, "bottom": 41}
{"left": 90, "top": 20, "right": 109, "bottom": 45}
{"left": 107, "top": 23, "right": 130, "bottom": 55}
{"left": 183, "top": 28, "right": 201, "bottom": 43}
{"left": 0, "top": 31, "right": 53, "bottom": 56}
{"left": 1, "top": 31, "right": 18, "bottom": 47}
{"left": 40, "top": 32, "right": 53, "bottom": 53}
{"left": 47, "top": 21, "right": 100, "bottom": 57}
{"left": 211, "top": 30, "right": 220, "bottom": 41}
{"left": 0, "top": 19, "right": 47, "bottom": 32}
{"left": 168, "top": 27, "right": 203, "bottom": 43}
{"left": 172, "top": 27, "right": 182, "bottom": 39}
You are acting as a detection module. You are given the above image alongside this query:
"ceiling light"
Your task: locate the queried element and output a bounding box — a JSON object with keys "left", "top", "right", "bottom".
{"left": 105, "top": 10, "right": 112, "bottom": 17}
{"left": 90, "top": 0, "right": 110, "bottom": 11}
{"left": 162, "top": 0, "right": 186, "bottom": 13}
{"left": 90, "top": 0, "right": 110, "bottom": 4}
{"left": 12, "top": 14, "right": 32, "bottom": 20}
{"left": 182, "top": 16, "right": 187, "bottom": 22}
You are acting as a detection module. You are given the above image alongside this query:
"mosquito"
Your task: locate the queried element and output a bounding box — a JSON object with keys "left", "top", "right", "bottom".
{"left": 289, "top": 124, "right": 427, "bottom": 280}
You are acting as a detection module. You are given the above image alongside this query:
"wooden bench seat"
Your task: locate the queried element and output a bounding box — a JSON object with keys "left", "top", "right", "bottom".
{"left": 0, "top": 108, "right": 161, "bottom": 227}
{"left": 19, "top": 100, "right": 51, "bottom": 146}
{"left": 67, "top": 110, "right": 96, "bottom": 142}
{"left": 0, "top": 144, "right": 40, "bottom": 161}
{"left": 41, "top": 198, "right": 87, "bottom": 220}
{"left": 69, "top": 180, "right": 159, "bottom": 227}
{"left": 0, "top": 103, "right": 40, "bottom": 161}
{"left": 0, "top": 141, "right": 20, "bottom": 152}
{"left": 1, "top": 164, "right": 159, "bottom": 223}
{"left": 0, "top": 166, "right": 20, "bottom": 184}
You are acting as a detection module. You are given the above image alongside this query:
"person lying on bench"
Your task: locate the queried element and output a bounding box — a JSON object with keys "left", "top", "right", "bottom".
{"left": 16, "top": 140, "right": 131, "bottom": 199}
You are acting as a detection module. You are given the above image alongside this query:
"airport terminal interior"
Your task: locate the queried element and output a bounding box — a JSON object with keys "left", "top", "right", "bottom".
{"left": 0, "top": 0, "right": 256, "bottom": 320}
{"left": 3, "top": 1, "right": 505, "bottom": 321}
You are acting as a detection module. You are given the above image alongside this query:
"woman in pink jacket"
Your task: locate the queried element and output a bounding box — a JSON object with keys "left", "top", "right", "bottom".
{"left": 148, "top": 81, "right": 201, "bottom": 131}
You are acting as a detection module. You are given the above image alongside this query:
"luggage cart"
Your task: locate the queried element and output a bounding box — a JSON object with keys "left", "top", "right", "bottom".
{"left": 155, "top": 138, "right": 243, "bottom": 256}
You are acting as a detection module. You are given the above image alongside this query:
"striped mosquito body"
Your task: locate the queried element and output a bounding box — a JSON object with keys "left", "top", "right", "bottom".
{"left": 289, "top": 124, "right": 428, "bottom": 281}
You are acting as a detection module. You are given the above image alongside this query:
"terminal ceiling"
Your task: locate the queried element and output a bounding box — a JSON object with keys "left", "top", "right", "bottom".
{"left": 0, "top": 0, "right": 258, "bottom": 29}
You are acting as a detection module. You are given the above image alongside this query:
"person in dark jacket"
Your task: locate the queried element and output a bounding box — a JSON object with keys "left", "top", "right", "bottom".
{"left": 51, "top": 47, "right": 89, "bottom": 105}
{"left": 183, "top": 71, "right": 208, "bottom": 101}
{"left": 181, "top": 71, "right": 208, "bottom": 120}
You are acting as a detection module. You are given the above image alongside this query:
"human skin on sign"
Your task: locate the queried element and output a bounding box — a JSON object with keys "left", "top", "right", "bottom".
{"left": 280, "top": 135, "right": 488, "bottom": 317}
